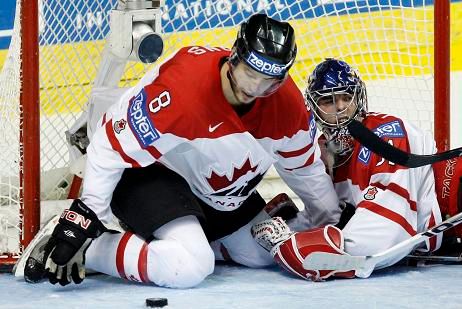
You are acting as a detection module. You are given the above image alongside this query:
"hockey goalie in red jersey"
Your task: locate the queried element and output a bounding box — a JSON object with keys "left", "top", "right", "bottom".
{"left": 17, "top": 15, "right": 342, "bottom": 288}
{"left": 251, "top": 58, "right": 462, "bottom": 281}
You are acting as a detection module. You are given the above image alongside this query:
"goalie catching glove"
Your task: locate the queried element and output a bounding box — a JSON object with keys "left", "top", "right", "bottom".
{"left": 44, "top": 199, "right": 107, "bottom": 286}
{"left": 252, "top": 217, "right": 355, "bottom": 281}
{"left": 251, "top": 217, "right": 294, "bottom": 251}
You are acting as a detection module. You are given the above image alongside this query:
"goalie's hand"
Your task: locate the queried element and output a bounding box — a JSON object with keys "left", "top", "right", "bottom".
{"left": 251, "top": 217, "right": 293, "bottom": 252}
{"left": 45, "top": 199, "right": 106, "bottom": 286}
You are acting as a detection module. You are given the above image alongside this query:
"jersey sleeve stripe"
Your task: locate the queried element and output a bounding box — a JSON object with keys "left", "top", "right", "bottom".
{"left": 284, "top": 153, "right": 315, "bottom": 171}
{"left": 146, "top": 145, "right": 162, "bottom": 160}
{"left": 138, "top": 241, "right": 150, "bottom": 283}
{"left": 371, "top": 182, "right": 417, "bottom": 211}
{"left": 116, "top": 232, "right": 134, "bottom": 280}
{"left": 358, "top": 201, "right": 417, "bottom": 236}
{"left": 277, "top": 142, "right": 313, "bottom": 158}
{"left": 427, "top": 211, "right": 437, "bottom": 251}
{"left": 106, "top": 119, "right": 141, "bottom": 168}
{"left": 101, "top": 113, "right": 107, "bottom": 127}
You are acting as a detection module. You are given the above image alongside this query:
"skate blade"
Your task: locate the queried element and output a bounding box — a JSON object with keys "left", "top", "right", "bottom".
{"left": 13, "top": 214, "right": 60, "bottom": 277}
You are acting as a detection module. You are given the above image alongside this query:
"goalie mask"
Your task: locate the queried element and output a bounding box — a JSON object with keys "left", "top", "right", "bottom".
{"left": 227, "top": 14, "right": 297, "bottom": 99}
{"left": 305, "top": 58, "right": 367, "bottom": 160}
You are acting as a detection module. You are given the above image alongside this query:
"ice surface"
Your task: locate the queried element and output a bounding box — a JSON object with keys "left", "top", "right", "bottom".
{"left": 1, "top": 262, "right": 462, "bottom": 309}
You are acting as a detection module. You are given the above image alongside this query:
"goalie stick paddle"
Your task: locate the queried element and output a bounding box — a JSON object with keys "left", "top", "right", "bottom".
{"left": 347, "top": 119, "right": 462, "bottom": 168}
{"left": 303, "top": 211, "right": 462, "bottom": 273}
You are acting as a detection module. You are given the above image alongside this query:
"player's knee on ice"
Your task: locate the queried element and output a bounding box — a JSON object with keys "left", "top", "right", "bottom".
{"left": 148, "top": 215, "right": 215, "bottom": 288}
{"left": 147, "top": 239, "right": 215, "bottom": 288}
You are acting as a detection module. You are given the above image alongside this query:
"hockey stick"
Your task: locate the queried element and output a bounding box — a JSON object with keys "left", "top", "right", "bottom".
{"left": 406, "top": 254, "right": 462, "bottom": 263}
{"left": 347, "top": 119, "right": 462, "bottom": 168}
{"left": 302, "top": 211, "right": 462, "bottom": 273}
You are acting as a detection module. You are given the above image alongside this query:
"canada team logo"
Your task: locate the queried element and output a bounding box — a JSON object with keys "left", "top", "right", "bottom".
{"left": 206, "top": 156, "right": 265, "bottom": 198}
{"left": 114, "top": 119, "right": 127, "bottom": 134}
{"left": 364, "top": 186, "right": 378, "bottom": 200}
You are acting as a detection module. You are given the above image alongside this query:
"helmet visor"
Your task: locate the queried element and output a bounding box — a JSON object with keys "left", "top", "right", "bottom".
{"left": 229, "top": 61, "right": 283, "bottom": 98}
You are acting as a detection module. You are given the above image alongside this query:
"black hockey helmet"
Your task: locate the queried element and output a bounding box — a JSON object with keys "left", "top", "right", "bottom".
{"left": 229, "top": 14, "right": 297, "bottom": 80}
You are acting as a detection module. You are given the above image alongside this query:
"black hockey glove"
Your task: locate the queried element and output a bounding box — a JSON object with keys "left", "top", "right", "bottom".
{"left": 44, "top": 199, "right": 107, "bottom": 286}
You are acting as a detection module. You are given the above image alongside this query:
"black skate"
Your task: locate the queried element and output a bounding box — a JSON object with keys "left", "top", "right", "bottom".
{"left": 13, "top": 215, "right": 59, "bottom": 282}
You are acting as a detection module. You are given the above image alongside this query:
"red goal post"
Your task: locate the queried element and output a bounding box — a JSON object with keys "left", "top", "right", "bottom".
{"left": 0, "top": 0, "right": 451, "bottom": 267}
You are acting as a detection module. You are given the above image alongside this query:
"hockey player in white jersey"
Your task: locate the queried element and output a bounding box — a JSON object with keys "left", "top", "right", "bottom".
{"left": 252, "top": 58, "right": 462, "bottom": 280}
{"left": 18, "top": 15, "right": 341, "bottom": 288}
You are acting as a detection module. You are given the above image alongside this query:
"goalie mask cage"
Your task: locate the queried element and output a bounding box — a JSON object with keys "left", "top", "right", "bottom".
{"left": 0, "top": 0, "right": 451, "bottom": 267}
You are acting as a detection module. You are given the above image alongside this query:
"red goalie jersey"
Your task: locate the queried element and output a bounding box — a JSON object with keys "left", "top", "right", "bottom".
{"left": 327, "top": 113, "right": 462, "bottom": 274}
{"left": 278, "top": 113, "right": 462, "bottom": 280}
{"left": 331, "top": 113, "right": 445, "bottom": 275}
{"left": 334, "top": 113, "right": 441, "bottom": 268}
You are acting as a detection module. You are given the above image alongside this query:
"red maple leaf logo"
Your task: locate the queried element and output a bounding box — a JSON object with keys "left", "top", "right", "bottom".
{"left": 206, "top": 157, "right": 258, "bottom": 191}
{"left": 114, "top": 119, "right": 127, "bottom": 134}
{"left": 364, "top": 186, "right": 378, "bottom": 200}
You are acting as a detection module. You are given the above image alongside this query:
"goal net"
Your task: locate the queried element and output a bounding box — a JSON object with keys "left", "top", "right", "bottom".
{"left": 0, "top": 0, "right": 450, "bottom": 266}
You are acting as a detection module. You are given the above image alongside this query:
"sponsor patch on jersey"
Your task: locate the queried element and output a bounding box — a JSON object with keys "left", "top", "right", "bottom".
{"left": 364, "top": 186, "right": 378, "bottom": 200}
{"left": 358, "top": 120, "right": 405, "bottom": 164}
{"left": 113, "top": 119, "right": 126, "bottom": 134}
{"left": 245, "top": 51, "right": 287, "bottom": 77}
{"left": 308, "top": 112, "right": 317, "bottom": 141}
{"left": 127, "top": 89, "right": 160, "bottom": 148}
{"left": 372, "top": 120, "right": 405, "bottom": 138}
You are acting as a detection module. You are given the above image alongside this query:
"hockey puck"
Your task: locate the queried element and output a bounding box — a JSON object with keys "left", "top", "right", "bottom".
{"left": 146, "top": 298, "right": 168, "bottom": 307}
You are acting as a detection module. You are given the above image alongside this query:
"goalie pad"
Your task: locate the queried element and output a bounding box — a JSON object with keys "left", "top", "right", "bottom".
{"left": 271, "top": 225, "right": 355, "bottom": 281}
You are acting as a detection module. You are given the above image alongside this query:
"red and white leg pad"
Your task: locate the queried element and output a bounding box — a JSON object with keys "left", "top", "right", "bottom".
{"left": 271, "top": 225, "right": 355, "bottom": 281}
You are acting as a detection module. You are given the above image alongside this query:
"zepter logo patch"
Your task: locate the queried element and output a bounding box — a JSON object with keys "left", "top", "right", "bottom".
{"left": 245, "top": 51, "right": 287, "bottom": 77}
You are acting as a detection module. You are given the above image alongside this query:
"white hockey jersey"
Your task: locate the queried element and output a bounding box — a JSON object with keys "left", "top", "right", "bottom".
{"left": 81, "top": 46, "right": 340, "bottom": 228}
{"left": 334, "top": 113, "right": 442, "bottom": 276}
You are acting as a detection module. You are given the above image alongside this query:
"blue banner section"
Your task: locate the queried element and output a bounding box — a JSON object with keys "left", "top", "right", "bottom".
{"left": 128, "top": 88, "right": 160, "bottom": 148}
{"left": 0, "top": 0, "right": 459, "bottom": 50}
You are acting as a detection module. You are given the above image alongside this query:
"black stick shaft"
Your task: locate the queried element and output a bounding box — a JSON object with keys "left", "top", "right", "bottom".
{"left": 347, "top": 119, "right": 462, "bottom": 168}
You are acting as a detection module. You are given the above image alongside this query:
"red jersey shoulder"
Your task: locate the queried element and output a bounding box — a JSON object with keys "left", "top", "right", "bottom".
{"left": 251, "top": 76, "right": 310, "bottom": 139}
{"left": 345, "top": 113, "right": 410, "bottom": 188}
{"left": 354, "top": 113, "right": 410, "bottom": 164}
{"left": 167, "top": 46, "right": 230, "bottom": 72}
{"left": 125, "top": 46, "right": 231, "bottom": 146}
{"left": 154, "top": 46, "right": 230, "bottom": 86}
